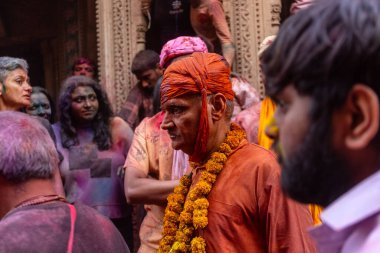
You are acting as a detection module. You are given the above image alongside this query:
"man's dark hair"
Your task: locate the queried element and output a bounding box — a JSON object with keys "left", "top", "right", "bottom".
{"left": 58, "top": 76, "right": 113, "bottom": 150}
{"left": 262, "top": 0, "right": 380, "bottom": 144}
{"left": 131, "top": 50, "right": 160, "bottom": 75}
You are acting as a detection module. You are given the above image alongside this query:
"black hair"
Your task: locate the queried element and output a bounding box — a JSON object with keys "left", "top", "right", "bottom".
{"left": 58, "top": 76, "right": 113, "bottom": 150}
{"left": 131, "top": 50, "right": 160, "bottom": 75}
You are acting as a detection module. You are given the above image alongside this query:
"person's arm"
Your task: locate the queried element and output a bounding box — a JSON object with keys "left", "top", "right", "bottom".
{"left": 209, "top": 0, "right": 235, "bottom": 65}
{"left": 110, "top": 116, "right": 134, "bottom": 156}
{"left": 123, "top": 117, "right": 179, "bottom": 206}
{"left": 125, "top": 166, "right": 178, "bottom": 206}
{"left": 257, "top": 158, "right": 317, "bottom": 253}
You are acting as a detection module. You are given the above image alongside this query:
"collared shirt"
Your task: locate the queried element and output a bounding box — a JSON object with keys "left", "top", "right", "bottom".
{"left": 310, "top": 170, "right": 380, "bottom": 253}
{"left": 118, "top": 84, "right": 154, "bottom": 130}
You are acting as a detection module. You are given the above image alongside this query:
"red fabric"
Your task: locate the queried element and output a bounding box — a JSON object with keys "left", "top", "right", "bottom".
{"left": 67, "top": 204, "right": 77, "bottom": 253}
{"left": 160, "top": 52, "right": 233, "bottom": 162}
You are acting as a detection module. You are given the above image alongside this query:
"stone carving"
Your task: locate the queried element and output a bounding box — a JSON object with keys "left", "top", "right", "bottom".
{"left": 271, "top": 3, "right": 281, "bottom": 27}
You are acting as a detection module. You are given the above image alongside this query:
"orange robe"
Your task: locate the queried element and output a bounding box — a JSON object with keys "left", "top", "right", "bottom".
{"left": 190, "top": 140, "right": 317, "bottom": 252}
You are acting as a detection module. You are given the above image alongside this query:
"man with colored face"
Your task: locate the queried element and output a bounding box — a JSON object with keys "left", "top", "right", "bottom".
{"left": 72, "top": 57, "right": 96, "bottom": 79}
{"left": 158, "top": 52, "right": 316, "bottom": 253}
{"left": 261, "top": 0, "right": 380, "bottom": 252}
{"left": 118, "top": 50, "right": 163, "bottom": 129}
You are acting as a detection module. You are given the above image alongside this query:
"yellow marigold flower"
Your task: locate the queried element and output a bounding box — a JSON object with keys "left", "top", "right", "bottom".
{"left": 171, "top": 241, "right": 189, "bottom": 252}
{"left": 205, "top": 161, "right": 223, "bottom": 174}
{"left": 193, "top": 209, "right": 208, "bottom": 217}
{"left": 200, "top": 171, "right": 217, "bottom": 184}
{"left": 218, "top": 142, "right": 232, "bottom": 154}
{"left": 180, "top": 175, "right": 192, "bottom": 187}
{"left": 193, "top": 216, "right": 208, "bottom": 229}
{"left": 175, "top": 230, "right": 190, "bottom": 243}
{"left": 188, "top": 189, "right": 201, "bottom": 201}
{"left": 174, "top": 185, "right": 189, "bottom": 195}
{"left": 179, "top": 211, "right": 193, "bottom": 224}
{"left": 167, "top": 201, "right": 183, "bottom": 213}
{"left": 194, "top": 198, "right": 209, "bottom": 209}
{"left": 161, "top": 235, "right": 175, "bottom": 246}
{"left": 168, "top": 193, "right": 185, "bottom": 205}
{"left": 182, "top": 226, "right": 194, "bottom": 237}
{"left": 195, "top": 181, "right": 212, "bottom": 195}
{"left": 225, "top": 135, "right": 241, "bottom": 149}
{"left": 191, "top": 237, "right": 207, "bottom": 253}
{"left": 184, "top": 200, "right": 194, "bottom": 212}
{"left": 210, "top": 152, "right": 227, "bottom": 163}
{"left": 165, "top": 210, "right": 180, "bottom": 223}
{"left": 163, "top": 226, "right": 177, "bottom": 236}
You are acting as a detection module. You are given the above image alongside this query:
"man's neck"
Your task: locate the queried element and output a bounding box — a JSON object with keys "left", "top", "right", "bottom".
{"left": 0, "top": 178, "right": 57, "bottom": 218}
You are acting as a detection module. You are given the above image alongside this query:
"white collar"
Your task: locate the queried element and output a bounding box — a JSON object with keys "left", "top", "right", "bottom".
{"left": 320, "top": 170, "right": 380, "bottom": 231}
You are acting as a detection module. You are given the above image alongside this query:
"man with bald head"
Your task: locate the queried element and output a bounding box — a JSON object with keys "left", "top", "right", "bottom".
{"left": 158, "top": 52, "right": 316, "bottom": 253}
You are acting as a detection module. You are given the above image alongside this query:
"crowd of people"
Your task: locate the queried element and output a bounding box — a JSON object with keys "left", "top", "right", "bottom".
{"left": 1, "top": 0, "right": 380, "bottom": 252}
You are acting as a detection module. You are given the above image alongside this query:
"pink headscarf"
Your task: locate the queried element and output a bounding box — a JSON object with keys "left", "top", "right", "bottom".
{"left": 159, "top": 36, "right": 208, "bottom": 68}
{"left": 290, "top": 0, "right": 314, "bottom": 15}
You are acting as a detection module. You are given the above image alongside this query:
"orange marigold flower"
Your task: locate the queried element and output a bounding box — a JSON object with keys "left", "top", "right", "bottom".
{"left": 180, "top": 175, "right": 192, "bottom": 187}
{"left": 184, "top": 200, "right": 194, "bottom": 212}
{"left": 218, "top": 142, "right": 232, "bottom": 154}
{"left": 182, "top": 226, "right": 194, "bottom": 237}
{"left": 167, "top": 193, "right": 185, "bottom": 204}
{"left": 210, "top": 152, "right": 227, "bottom": 163}
{"left": 167, "top": 201, "right": 183, "bottom": 213}
{"left": 179, "top": 211, "right": 193, "bottom": 224}
{"left": 225, "top": 135, "right": 241, "bottom": 149}
{"left": 174, "top": 185, "right": 189, "bottom": 195}
{"left": 188, "top": 189, "right": 201, "bottom": 201}
{"left": 165, "top": 210, "right": 180, "bottom": 223}
{"left": 194, "top": 198, "right": 209, "bottom": 209}
{"left": 191, "top": 237, "right": 207, "bottom": 253}
{"left": 205, "top": 161, "right": 223, "bottom": 174}
{"left": 175, "top": 230, "right": 190, "bottom": 243}
{"left": 195, "top": 181, "right": 212, "bottom": 195}
{"left": 193, "top": 209, "right": 208, "bottom": 217}
{"left": 200, "top": 171, "right": 217, "bottom": 184}
{"left": 193, "top": 216, "right": 208, "bottom": 229}
{"left": 161, "top": 235, "right": 175, "bottom": 246}
{"left": 171, "top": 241, "right": 189, "bottom": 252}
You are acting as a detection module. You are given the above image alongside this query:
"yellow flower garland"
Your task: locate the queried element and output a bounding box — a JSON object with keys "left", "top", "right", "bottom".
{"left": 158, "top": 123, "right": 246, "bottom": 253}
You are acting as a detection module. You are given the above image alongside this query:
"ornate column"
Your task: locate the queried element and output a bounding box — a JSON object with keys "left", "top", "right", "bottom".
{"left": 96, "top": 0, "right": 146, "bottom": 111}
{"left": 224, "top": 0, "right": 281, "bottom": 98}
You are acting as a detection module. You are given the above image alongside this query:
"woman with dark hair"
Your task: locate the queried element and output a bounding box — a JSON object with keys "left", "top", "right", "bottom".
{"left": 53, "top": 76, "right": 134, "bottom": 248}
{"left": 26, "top": 86, "right": 55, "bottom": 123}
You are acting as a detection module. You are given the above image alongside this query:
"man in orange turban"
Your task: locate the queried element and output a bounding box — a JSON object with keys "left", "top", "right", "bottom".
{"left": 158, "top": 52, "right": 316, "bottom": 253}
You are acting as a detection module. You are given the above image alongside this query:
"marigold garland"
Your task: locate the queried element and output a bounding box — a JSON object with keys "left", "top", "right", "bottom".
{"left": 158, "top": 123, "right": 246, "bottom": 253}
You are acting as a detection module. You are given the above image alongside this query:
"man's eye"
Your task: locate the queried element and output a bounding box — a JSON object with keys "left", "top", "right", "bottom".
{"left": 43, "top": 104, "right": 50, "bottom": 109}
{"left": 169, "top": 107, "right": 183, "bottom": 114}
{"left": 276, "top": 100, "right": 289, "bottom": 112}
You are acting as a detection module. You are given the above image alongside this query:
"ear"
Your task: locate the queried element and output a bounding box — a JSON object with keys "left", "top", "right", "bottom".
{"left": 209, "top": 93, "right": 227, "bottom": 121}
{"left": 344, "top": 84, "right": 379, "bottom": 149}
{"left": 156, "top": 63, "right": 164, "bottom": 74}
{"left": 0, "top": 82, "right": 3, "bottom": 96}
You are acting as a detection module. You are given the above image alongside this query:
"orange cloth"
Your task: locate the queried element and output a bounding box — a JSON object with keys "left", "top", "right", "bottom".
{"left": 190, "top": 140, "right": 317, "bottom": 252}
{"left": 161, "top": 52, "right": 233, "bottom": 162}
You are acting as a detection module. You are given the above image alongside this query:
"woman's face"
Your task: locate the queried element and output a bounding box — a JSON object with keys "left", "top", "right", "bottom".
{"left": 26, "top": 92, "right": 52, "bottom": 121}
{"left": 0, "top": 68, "right": 32, "bottom": 110}
{"left": 70, "top": 86, "right": 99, "bottom": 125}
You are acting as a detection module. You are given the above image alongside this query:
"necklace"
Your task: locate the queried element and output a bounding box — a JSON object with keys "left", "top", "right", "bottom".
{"left": 14, "top": 194, "right": 67, "bottom": 209}
{"left": 158, "top": 123, "right": 246, "bottom": 253}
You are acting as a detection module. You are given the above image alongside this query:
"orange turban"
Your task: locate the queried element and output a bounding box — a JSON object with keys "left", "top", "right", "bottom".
{"left": 161, "top": 52, "right": 234, "bottom": 162}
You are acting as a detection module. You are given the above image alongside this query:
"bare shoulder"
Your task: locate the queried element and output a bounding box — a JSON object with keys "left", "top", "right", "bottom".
{"left": 110, "top": 116, "right": 133, "bottom": 139}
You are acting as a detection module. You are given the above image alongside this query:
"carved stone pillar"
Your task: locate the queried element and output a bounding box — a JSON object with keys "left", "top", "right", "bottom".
{"left": 223, "top": 0, "right": 281, "bottom": 98}
{"left": 96, "top": 0, "right": 146, "bottom": 111}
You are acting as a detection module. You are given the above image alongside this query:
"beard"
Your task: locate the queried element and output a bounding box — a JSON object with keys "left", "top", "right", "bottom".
{"left": 277, "top": 116, "right": 352, "bottom": 207}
